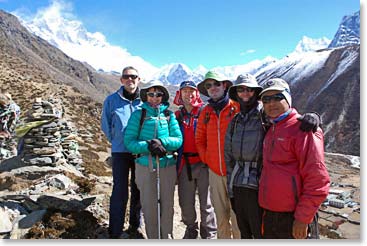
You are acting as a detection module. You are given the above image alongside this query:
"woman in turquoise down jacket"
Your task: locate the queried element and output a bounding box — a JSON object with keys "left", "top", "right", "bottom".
{"left": 124, "top": 80, "right": 183, "bottom": 239}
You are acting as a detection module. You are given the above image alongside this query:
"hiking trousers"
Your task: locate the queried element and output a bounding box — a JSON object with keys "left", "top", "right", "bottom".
{"left": 261, "top": 209, "right": 320, "bottom": 239}
{"left": 233, "top": 186, "right": 263, "bottom": 239}
{"left": 109, "top": 153, "right": 142, "bottom": 236}
{"left": 208, "top": 169, "right": 241, "bottom": 239}
{"left": 135, "top": 164, "right": 177, "bottom": 239}
{"left": 178, "top": 163, "right": 217, "bottom": 239}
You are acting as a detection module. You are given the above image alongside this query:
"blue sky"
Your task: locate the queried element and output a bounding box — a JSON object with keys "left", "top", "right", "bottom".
{"left": 0, "top": 0, "right": 360, "bottom": 70}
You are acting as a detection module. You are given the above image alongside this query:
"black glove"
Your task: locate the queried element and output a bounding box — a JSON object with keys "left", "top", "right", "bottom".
{"left": 230, "top": 197, "right": 236, "bottom": 214}
{"left": 297, "top": 112, "right": 321, "bottom": 133}
{"left": 147, "top": 139, "right": 167, "bottom": 157}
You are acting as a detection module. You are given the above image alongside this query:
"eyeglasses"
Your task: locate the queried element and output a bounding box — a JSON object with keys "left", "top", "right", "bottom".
{"left": 204, "top": 81, "right": 222, "bottom": 90}
{"left": 122, "top": 74, "right": 138, "bottom": 79}
{"left": 261, "top": 93, "right": 286, "bottom": 104}
{"left": 147, "top": 92, "right": 164, "bottom": 98}
{"left": 236, "top": 87, "right": 254, "bottom": 93}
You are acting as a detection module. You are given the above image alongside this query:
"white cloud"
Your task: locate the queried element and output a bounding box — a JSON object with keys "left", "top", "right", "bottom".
{"left": 240, "top": 49, "right": 256, "bottom": 56}
{"left": 13, "top": 0, "right": 158, "bottom": 79}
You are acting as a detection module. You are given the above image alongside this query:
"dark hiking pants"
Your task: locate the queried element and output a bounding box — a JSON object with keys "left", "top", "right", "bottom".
{"left": 233, "top": 186, "right": 263, "bottom": 239}
{"left": 261, "top": 209, "right": 319, "bottom": 239}
{"left": 109, "top": 153, "right": 142, "bottom": 236}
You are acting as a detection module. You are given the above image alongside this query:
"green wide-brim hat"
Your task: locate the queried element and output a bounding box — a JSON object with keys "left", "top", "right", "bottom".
{"left": 197, "top": 71, "right": 233, "bottom": 97}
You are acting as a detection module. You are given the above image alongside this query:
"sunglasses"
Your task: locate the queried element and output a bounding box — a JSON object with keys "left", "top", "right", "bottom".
{"left": 261, "top": 93, "right": 286, "bottom": 104}
{"left": 236, "top": 87, "right": 254, "bottom": 93}
{"left": 147, "top": 92, "right": 164, "bottom": 98}
{"left": 204, "top": 81, "right": 222, "bottom": 90}
{"left": 122, "top": 74, "right": 138, "bottom": 79}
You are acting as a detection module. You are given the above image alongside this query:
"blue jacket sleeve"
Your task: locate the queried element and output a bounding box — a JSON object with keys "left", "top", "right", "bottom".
{"left": 101, "top": 98, "right": 112, "bottom": 142}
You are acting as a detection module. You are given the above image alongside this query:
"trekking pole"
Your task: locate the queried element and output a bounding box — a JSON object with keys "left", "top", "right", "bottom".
{"left": 155, "top": 155, "right": 161, "bottom": 239}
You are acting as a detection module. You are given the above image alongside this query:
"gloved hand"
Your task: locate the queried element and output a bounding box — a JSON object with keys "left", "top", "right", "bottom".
{"left": 297, "top": 112, "right": 321, "bottom": 133}
{"left": 147, "top": 139, "right": 167, "bottom": 157}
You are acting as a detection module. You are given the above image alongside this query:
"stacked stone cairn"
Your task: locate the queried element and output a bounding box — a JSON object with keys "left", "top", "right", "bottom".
{"left": 60, "top": 120, "right": 83, "bottom": 167}
{"left": 20, "top": 97, "right": 82, "bottom": 167}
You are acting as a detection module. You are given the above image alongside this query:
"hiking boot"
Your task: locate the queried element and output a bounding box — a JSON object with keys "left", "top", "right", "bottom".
{"left": 125, "top": 226, "right": 146, "bottom": 239}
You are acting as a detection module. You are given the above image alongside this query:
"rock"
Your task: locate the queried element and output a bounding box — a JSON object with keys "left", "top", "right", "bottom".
{"left": 0, "top": 206, "right": 13, "bottom": 233}
{"left": 9, "top": 214, "right": 27, "bottom": 239}
{"left": 36, "top": 195, "right": 92, "bottom": 212}
{"left": 29, "top": 157, "right": 53, "bottom": 165}
{"left": 47, "top": 174, "right": 77, "bottom": 190}
{"left": 338, "top": 222, "right": 360, "bottom": 239}
{"left": 18, "top": 209, "right": 47, "bottom": 228}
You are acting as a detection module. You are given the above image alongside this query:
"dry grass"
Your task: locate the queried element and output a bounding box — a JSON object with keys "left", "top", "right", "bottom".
{"left": 79, "top": 149, "right": 111, "bottom": 177}
{"left": 63, "top": 172, "right": 96, "bottom": 194}
{"left": 25, "top": 209, "right": 106, "bottom": 239}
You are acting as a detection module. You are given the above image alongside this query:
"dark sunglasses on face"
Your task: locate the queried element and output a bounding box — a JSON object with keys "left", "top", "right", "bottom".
{"left": 236, "top": 87, "right": 254, "bottom": 93}
{"left": 204, "top": 81, "right": 222, "bottom": 90}
{"left": 147, "top": 92, "right": 164, "bottom": 98}
{"left": 122, "top": 74, "right": 138, "bottom": 79}
{"left": 261, "top": 93, "right": 286, "bottom": 104}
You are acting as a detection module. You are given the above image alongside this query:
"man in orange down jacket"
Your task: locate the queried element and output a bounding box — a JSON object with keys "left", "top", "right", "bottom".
{"left": 195, "top": 71, "right": 241, "bottom": 239}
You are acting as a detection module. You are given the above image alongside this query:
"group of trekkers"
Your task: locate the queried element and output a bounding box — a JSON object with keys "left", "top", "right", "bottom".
{"left": 101, "top": 66, "right": 330, "bottom": 240}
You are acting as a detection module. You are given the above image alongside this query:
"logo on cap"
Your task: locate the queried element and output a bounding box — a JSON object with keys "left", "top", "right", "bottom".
{"left": 266, "top": 80, "right": 275, "bottom": 86}
{"left": 180, "top": 80, "right": 196, "bottom": 89}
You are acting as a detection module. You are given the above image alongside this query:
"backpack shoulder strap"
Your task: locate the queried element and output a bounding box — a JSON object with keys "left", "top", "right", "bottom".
{"left": 164, "top": 109, "right": 171, "bottom": 124}
{"left": 230, "top": 113, "right": 242, "bottom": 139}
{"left": 195, "top": 104, "right": 205, "bottom": 118}
{"left": 203, "top": 107, "right": 211, "bottom": 124}
{"left": 138, "top": 108, "right": 147, "bottom": 137}
{"left": 176, "top": 107, "right": 185, "bottom": 126}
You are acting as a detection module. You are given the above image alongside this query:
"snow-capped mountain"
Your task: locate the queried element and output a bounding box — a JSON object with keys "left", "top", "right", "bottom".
{"left": 211, "top": 56, "right": 277, "bottom": 80}
{"left": 255, "top": 45, "right": 359, "bottom": 156}
{"left": 290, "top": 36, "right": 331, "bottom": 55}
{"left": 328, "top": 11, "right": 360, "bottom": 48}
{"left": 152, "top": 63, "right": 203, "bottom": 85}
{"left": 255, "top": 50, "right": 334, "bottom": 85}
{"left": 193, "top": 65, "right": 208, "bottom": 77}
{"left": 13, "top": 1, "right": 158, "bottom": 79}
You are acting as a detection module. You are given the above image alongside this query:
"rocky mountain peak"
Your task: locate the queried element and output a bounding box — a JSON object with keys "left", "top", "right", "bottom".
{"left": 328, "top": 11, "right": 360, "bottom": 48}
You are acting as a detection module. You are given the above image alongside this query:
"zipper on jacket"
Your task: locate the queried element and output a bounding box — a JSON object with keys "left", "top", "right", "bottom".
{"left": 270, "top": 124, "right": 275, "bottom": 159}
{"left": 292, "top": 176, "right": 299, "bottom": 204}
{"left": 217, "top": 110, "right": 223, "bottom": 176}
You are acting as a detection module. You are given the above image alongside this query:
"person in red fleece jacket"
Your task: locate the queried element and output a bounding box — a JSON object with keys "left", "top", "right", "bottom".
{"left": 173, "top": 80, "right": 216, "bottom": 239}
{"left": 258, "top": 78, "right": 330, "bottom": 239}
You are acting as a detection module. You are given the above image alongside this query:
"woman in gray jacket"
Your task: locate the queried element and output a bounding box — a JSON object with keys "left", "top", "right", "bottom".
{"left": 224, "top": 74, "right": 265, "bottom": 239}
